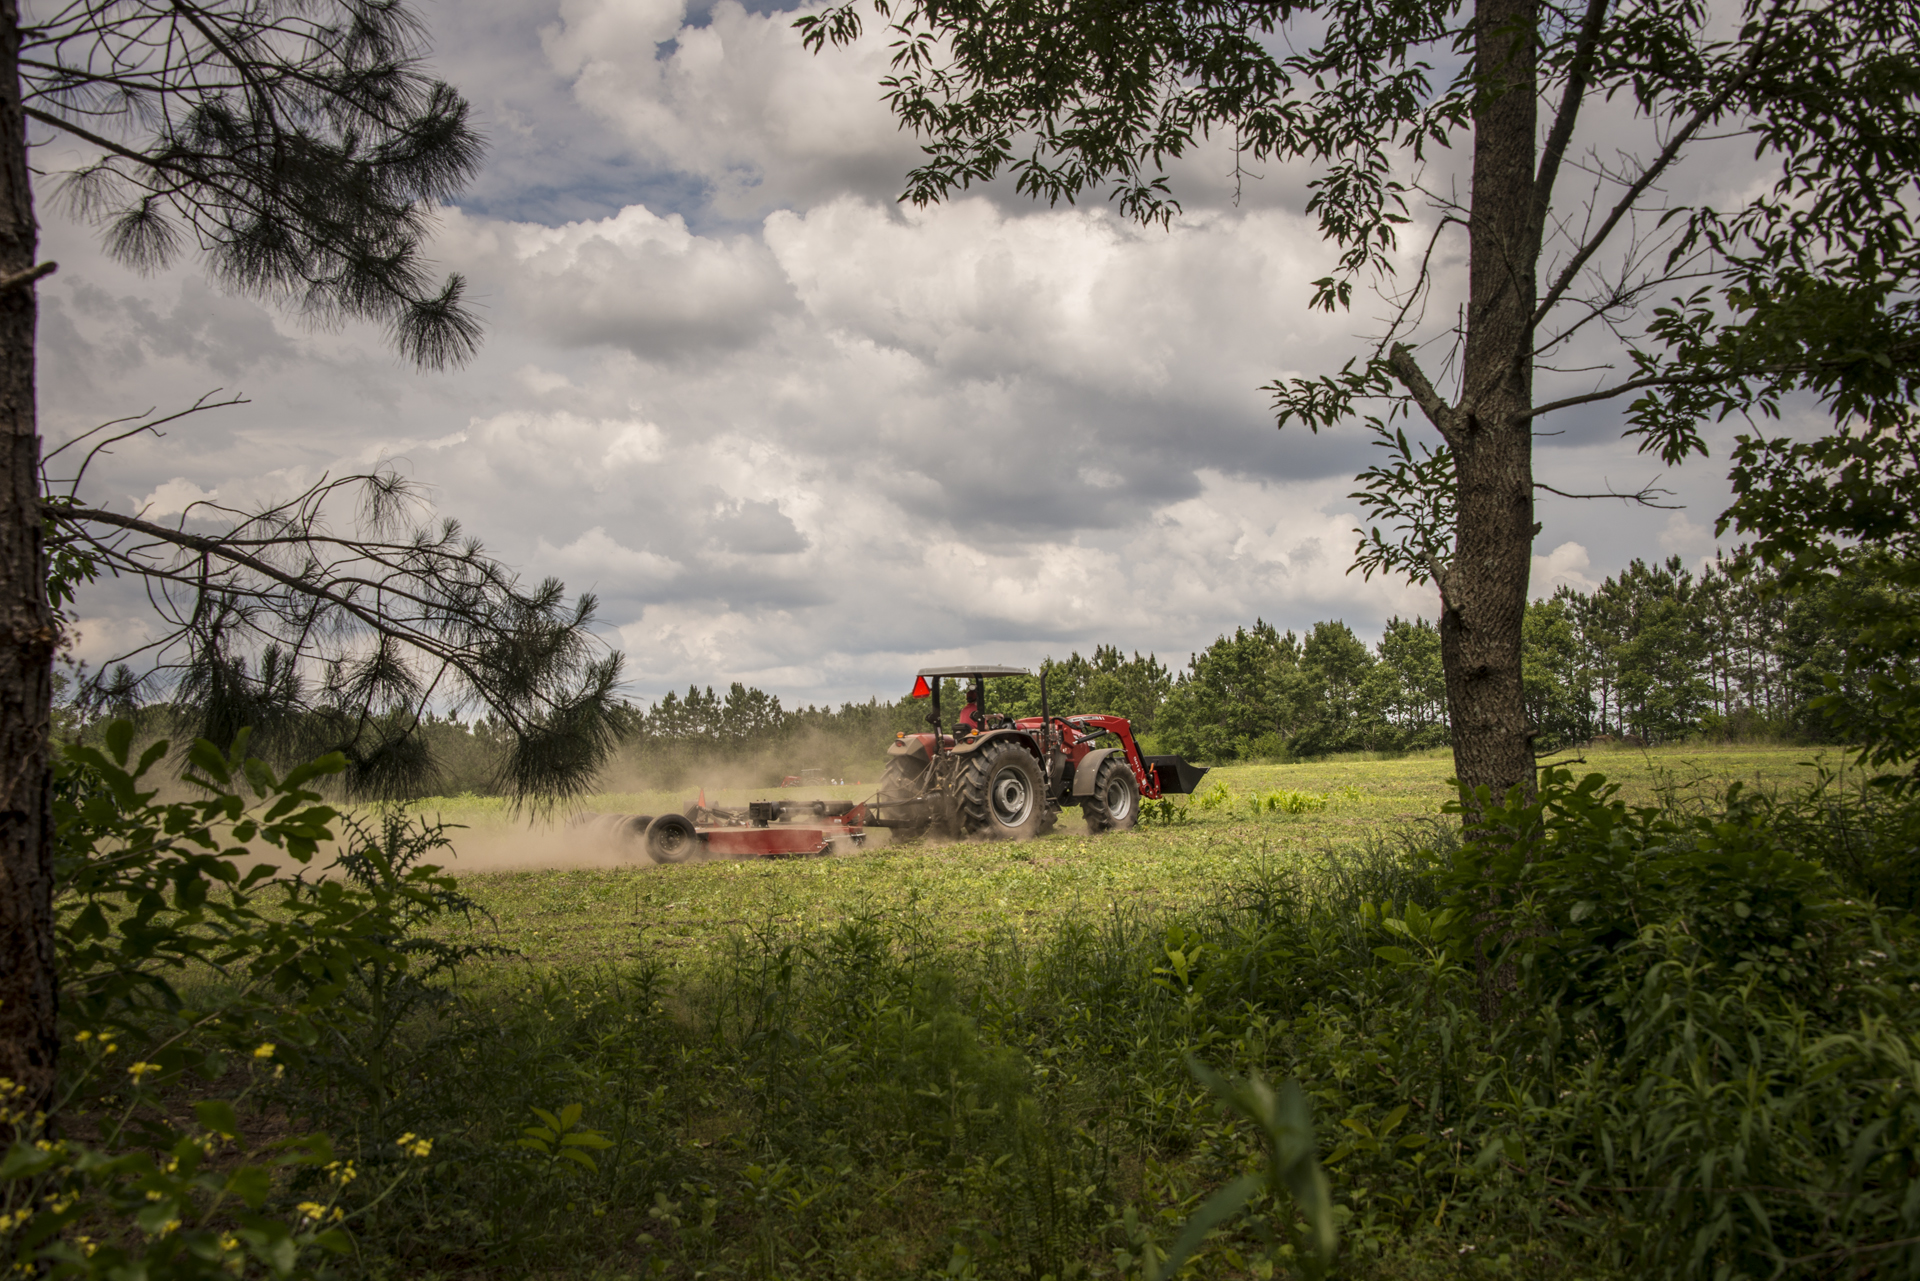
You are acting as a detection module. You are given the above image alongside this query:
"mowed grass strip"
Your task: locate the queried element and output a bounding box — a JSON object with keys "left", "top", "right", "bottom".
{"left": 421, "top": 743, "right": 1834, "bottom": 969}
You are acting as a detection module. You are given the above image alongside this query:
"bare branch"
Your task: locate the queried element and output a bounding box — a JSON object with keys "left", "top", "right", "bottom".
{"left": 1374, "top": 215, "right": 1466, "bottom": 359}
{"left": 1531, "top": 0, "right": 1786, "bottom": 330}
{"left": 1532, "top": 0, "right": 1609, "bottom": 245}
{"left": 1533, "top": 479, "right": 1680, "bottom": 508}
{"left": 42, "top": 391, "right": 250, "bottom": 495}
{"left": 1386, "top": 343, "right": 1458, "bottom": 439}
{"left": 1518, "top": 339, "right": 1920, "bottom": 421}
{"left": 0, "top": 261, "right": 57, "bottom": 292}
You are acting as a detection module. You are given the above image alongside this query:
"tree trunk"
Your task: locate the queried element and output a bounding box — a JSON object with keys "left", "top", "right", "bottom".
{"left": 1437, "top": 0, "right": 1540, "bottom": 809}
{"left": 0, "top": 1, "right": 58, "bottom": 1138}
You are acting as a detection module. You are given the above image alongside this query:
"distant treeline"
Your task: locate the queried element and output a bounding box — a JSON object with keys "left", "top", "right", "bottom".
{"left": 65, "top": 554, "right": 1875, "bottom": 791}
{"left": 1153, "top": 552, "right": 1874, "bottom": 762}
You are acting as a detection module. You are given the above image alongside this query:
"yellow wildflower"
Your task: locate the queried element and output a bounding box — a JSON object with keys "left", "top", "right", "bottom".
{"left": 252, "top": 1043, "right": 275, "bottom": 1060}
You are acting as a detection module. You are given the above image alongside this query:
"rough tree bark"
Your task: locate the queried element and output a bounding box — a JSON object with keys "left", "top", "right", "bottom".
{"left": 0, "top": 0, "right": 59, "bottom": 1135}
{"left": 1392, "top": 0, "right": 1542, "bottom": 808}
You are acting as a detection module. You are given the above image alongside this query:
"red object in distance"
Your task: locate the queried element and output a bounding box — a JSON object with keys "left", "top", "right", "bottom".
{"left": 911, "top": 676, "right": 932, "bottom": 698}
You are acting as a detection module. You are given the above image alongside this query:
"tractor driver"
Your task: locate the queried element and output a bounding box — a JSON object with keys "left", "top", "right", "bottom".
{"left": 956, "top": 684, "right": 985, "bottom": 736}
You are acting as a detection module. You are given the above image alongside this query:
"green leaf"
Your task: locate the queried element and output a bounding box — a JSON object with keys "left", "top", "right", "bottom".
{"left": 195, "top": 1100, "right": 240, "bottom": 1137}
{"left": 136, "top": 1196, "right": 180, "bottom": 1234}
{"left": 264, "top": 1230, "right": 298, "bottom": 1275}
{"left": 73, "top": 902, "right": 109, "bottom": 939}
{"left": 0, "top": 1141, "right": 60, "bottom": 1179}
{"left": 283, "top": 754, "right": 349, "bottom": 789}
{"left": 561, "top": 1131, "right": 614, "bottom": 1149}
{"left": 226, "top": 1164, "right": 273, "bottom": 1208}
{"left": 188, "top": 739, "right": 230, "bottom": 785}
{"left": 136, "top": 739, "right": 170, "bottom": 777}
{"left": 310, "top": 1227, "right": 352, "bottom": 1255}
{"left": 1147, "top": 1172, "right": 1261, "bottom": 1281}
{"left": 557, "top": 1147, "right": 600, "bottom": 1172}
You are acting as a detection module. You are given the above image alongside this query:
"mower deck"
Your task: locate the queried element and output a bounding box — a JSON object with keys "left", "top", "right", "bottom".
{"left": 685, "top": 799, "right": 869, "bottom": 859}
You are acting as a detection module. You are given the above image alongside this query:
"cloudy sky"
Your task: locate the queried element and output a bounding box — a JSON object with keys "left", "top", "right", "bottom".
{"left": 37, "top": 0, "right": 1800, "bottom": 708}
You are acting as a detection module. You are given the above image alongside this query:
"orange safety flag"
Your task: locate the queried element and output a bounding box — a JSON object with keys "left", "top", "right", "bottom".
{"left": 698, "top": 787, "right": 706, "bottom": 808}
{"left": 911, "top": 675, "right": 932, "bottom": 698}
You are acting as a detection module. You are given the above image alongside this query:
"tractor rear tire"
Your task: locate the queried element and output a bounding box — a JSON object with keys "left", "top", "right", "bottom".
{"left": 1083, "top": 757, "right": 1140, "bottom": 835}
{"left": 880, "top": 755, "right": 931, "bottom": 840}
{"left": 647, "top": 813, "right": 699, "bottom": 863}
{"left": 954, "top": 742, "right": 1046, "bottom": 841}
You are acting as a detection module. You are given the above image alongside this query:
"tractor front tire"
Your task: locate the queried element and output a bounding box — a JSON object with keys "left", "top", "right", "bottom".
{"left": 880, "top": 755, "right": 931, "bottom": 840}
{"left": 1083, "top": 757, "right": 1140, "bottom": 835}
{"left": 954, "top": 742, "right": 1046, "bottom": 841}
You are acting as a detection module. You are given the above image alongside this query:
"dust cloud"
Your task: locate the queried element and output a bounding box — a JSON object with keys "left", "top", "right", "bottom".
{"left": 435, "top": 814, "right": 662, "bottom": 872}
{"left": 426, "top": 806, "right": 893, "bottom": 874}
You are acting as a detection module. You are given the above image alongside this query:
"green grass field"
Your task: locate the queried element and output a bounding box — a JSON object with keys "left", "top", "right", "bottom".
{"left": 45, "top": 739, "right": 1879, "bottom": 1280}
{"left": 421, "top": 743, "right": 1833, "bottom": 971}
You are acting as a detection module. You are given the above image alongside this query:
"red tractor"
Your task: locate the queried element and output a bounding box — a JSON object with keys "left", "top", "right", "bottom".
{"left": 868, "top": 665, "right": 1208, "bottom": 841}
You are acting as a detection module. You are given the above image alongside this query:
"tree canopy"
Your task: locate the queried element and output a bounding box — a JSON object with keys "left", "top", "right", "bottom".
{"left": 21, "top": 0, "right": 484, "bottom": 366}
{"left": 803, "top": 0, "right": 1920, "bottom": 805}
{"left": 1, "top": 0, "right": 590, "bottom": 1132}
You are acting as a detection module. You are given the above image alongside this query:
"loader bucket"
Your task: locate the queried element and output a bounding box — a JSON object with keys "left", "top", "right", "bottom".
{"left": 1146, "top": 756, "right": 1209, "bottom": 795}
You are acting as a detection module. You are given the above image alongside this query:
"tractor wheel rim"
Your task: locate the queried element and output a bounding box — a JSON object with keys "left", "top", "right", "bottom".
{"left": 990, "top": 767, "right": 1034, "bottom": 827}
{"left": 1104, "top": 776, "right": 1134, "bottom": 822}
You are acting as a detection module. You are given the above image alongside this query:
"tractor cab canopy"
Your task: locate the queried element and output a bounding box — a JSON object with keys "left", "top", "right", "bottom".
{"left": 908, "top": 666, "right": 1031, "bottom": 728}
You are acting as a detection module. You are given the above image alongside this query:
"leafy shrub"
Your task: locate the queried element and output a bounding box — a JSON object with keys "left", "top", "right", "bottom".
{"left": 1192, "top": 778, "right": 1232, "bottom": 812}
{"left": 1430, "top": 768, "right": 1848, "bottom": 1011}
{"left": 1249, "top": 789, "right": 1328, "bottom": 815}
{"left": 1141, "top": 795, "right": 1192, "bottom": 826}
{"left": 1770, "top": 763, "right": 1920, "bottom": 910}
{"left": 4, "top": 725, "right": 470, "bottom": 1278}
{"left": 1392, "top": 767, "right": 1920, "bottom": 1276}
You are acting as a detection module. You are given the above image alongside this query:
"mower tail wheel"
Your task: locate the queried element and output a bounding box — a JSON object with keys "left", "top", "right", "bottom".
{"left": 953, "top": 741, "right": 1046, "bottom": 841}
{"left": 646, "top": 813, "right": 700, "bottom": 863}
{"left": 1083, "top": 757, "right": 1140, "bottom": 835}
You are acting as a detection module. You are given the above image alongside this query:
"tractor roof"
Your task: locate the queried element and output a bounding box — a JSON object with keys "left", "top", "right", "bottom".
{"left": 915, "top": 664, "right": 1029, "bottom": 679}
